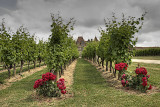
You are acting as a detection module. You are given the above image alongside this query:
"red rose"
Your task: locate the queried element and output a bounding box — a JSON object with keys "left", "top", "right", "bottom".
{"left": 142, "top": 77, "right": 147, "bottom": 82}
{"left": 148, "top": 85, "right": 152, "bottom": 90}
{"left": 141, "top": 67, "right": 147, "bottom": 75}
{"left": 126, "top": 81, "right": 128, "bottom": 84}
{"left": 61, "top": 90, "right": 67, "bottom": 94}
{"left": 121, "top": 74, "right": 126, "bottom": 79}
{"left": 121, "top": 80, "right": 126, "bottom": 86}
{"left": 142, "top": 82, "right": 147, "bottom": 86}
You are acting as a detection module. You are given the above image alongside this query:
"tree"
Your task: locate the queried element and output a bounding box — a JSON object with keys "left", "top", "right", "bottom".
{"left": 104, "top": 13, "right": 146, "bottom": 78}
{"left": 46, "top": 14, "right": 75, "bottom": 80}
{"left": 0, "top": 20, "right": 16, "bottom": 78}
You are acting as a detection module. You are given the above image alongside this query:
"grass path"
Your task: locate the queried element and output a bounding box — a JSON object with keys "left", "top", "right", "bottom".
{"left": 0, "top": 59, "right": 160, "bottom": 107}
{"left": 58, "top": 59, "right": 160, "bottom": 107}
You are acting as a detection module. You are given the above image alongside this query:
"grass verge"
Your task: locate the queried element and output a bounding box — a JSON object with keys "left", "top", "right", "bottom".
{"left": 57, "top": 59, "right": 160, "bottom": 107}
{"left": 133, "top": 56, "right": 160, "bottom": 60}
{"left": 0, "top": 59, "right": 160, "bottom": 107}
{"left": 0, "top": 63, "right": 45, "bottom": 84}
{"left": 0, "top": 67, "right": 48, "bottom": 107}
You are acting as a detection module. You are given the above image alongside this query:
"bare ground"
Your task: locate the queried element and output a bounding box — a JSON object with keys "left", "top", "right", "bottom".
{"left": 87, "top": 60, "right": 160, "bottom": 95}
{"left": 0, "top": 65, "right": 47, "bottom": 90}
{"left": 60, "top": 60, "right": 77, "bottom": 99}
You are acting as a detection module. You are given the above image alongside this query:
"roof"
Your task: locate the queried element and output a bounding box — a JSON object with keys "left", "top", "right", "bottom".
{"left": 94, "top": 36, "right": 98, "bottom": 41}
{"left": 76, "top": 36, "right": 85, "bottom": 43}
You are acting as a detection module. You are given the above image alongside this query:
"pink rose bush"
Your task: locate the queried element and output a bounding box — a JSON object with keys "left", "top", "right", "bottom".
{"left": 33, "top": 72, "right": 67, "bottom": 97}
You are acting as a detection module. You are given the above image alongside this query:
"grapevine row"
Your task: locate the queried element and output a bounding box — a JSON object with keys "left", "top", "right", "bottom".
{"left": 82, "top": 13, "right": 146, "bottom": 78}
{"left": 0, "top": 14, "right": 79, "bottom": 81}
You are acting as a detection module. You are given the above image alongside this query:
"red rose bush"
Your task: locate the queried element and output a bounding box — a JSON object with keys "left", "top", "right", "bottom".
{"left": 33, "top": 72, "right": 67, "bottom": 97}
{"left": 115, "top": 63, "right": 128, "bottom": 80}
{"left": 119, "top": 65, "right": 152, "bottom": 92}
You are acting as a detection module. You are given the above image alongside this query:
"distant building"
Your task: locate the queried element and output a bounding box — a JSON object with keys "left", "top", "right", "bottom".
{"left": 76, "top": 36, "right": 85, "bottom": 53}
{"left": 94, "top": 36, "right": 98, "bottom": 41}
{"left": 76, "top": 36, "right": 98, "bottom": 56}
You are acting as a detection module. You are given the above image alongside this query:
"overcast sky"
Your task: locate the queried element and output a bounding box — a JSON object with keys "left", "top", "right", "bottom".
{"left": 0, "top": 0, "right": 160, "bottom": 47}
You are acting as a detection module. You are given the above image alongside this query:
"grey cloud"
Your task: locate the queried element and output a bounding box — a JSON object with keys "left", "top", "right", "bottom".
{"left": 0, "top": 0, "right": 160, "bottom": 46}
{"left": 0, "top": 0, "right": 17, "bottom": 10}
{"left": 128, "top": 0, "right": 160, "bottom": 33}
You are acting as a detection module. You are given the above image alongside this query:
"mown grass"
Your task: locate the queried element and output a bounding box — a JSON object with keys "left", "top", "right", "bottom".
{"left": 57, "top": 59, "right": 160, "bottom": 107}
{"left": 128, "top": 62, "right": 160, "bottom": 88}
{"left": 0, "top": 59, "right": 160, "bottom": 107}
{"left": 0, "top": 67, "right": 48, "bottom": 107}
{"left": 133, "top": 56, "right": 160, "bottom": 60}
{"left": 0, "top": 63, "right": 45, "bottom": 84}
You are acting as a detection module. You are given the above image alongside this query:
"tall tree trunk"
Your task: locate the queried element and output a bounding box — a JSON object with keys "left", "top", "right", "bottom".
{"left": 39, "top": 60, "right": 41, "bottom": 67}
{"left": 61, "top": 65, "right": 63, "bottom": 75}
{"left": 8, "top": 68, "right": 11, "bottom": 79}
{"left": 33, "top": 60, "right": 36, "bottom": 68}
{"left": 106, "top": 60, "right": 108, "bottom": 71}
{"left": 102, "top": 59, "right": 104, "bottom": 68}
{"left": 114, "top": 69, "right": 116, "bottom": 77}
{"left": 118, "top": 71, "right": 121, "bottom": 80}
{"left": 50, "top": 68, "right": 54, "bottom": 73}
{"left": 97, "top": 56, "right": 100, "bottom": 65}
{"left": 3, "top": 63, "right": 6, "bottom": 70}
{"left": 13, "top": 63, "right": 16, "bottom": 76}
{"left": 7, "top": 65, "right": 12, "bottom": 79}
{"left": 53, "top": 71, "right": 58, "bottom": 81}
{"left": 59, "top": 70, "right": 61, "bottom": 78}
{"left": 28, "top": 61, "right": 30, "bottom": 72}
{"left": 110, "top": 61, "right": 112, "bottom": 73}
{"left": 64, "top": 62, "right": 66, "bottom": 70}
{"left": 20, "top": 60, "right": 24, "bottom": 74}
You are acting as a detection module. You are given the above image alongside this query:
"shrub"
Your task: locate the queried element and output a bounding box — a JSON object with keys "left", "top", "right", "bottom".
{"left": 121, "top": 67, "right": 152, "bottom": 92}
{"left": 33, "top": 72, "right": 67, "bottom": 97}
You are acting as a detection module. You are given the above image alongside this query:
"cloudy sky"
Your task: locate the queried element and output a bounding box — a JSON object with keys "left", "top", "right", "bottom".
{"left": 0, "top": 0, "right": 160, "bottom": 47}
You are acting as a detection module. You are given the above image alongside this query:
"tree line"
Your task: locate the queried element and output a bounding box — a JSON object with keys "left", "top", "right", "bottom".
{"left": 135, "top": 48, "right": 160, "bottom": 56}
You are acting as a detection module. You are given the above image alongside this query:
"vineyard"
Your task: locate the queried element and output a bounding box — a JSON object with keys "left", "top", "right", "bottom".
{"left": 135, "top": 48, "right": 160, "bottom": 56}
{"left": 0, "top": 14, "right": 79, "bottom": 82}
{"left": 0, "top": 13, "right": 160, "bottom": 107}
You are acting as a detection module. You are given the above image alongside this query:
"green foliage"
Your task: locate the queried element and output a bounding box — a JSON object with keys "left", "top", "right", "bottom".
{"left": 82, "top": 13, "right": 146, "bottom": 65}
{"left": 97, "top": 29, "right": 110, "bottom": 60}
{"left": 135, "top": 48, "right": 160, "bottom": 56}
{"left": 82, "top": 41, "right": 98, "bottom": 61}
{"left": 46, "top": 14, "right": 78, "bottom": 73}
{"left": 0, "top": 20, "right": 16, "bottom": 69}
{"left": 0, "top": 20, "right": 46, "bottom": 78}
{"left": 36, "top": 81, "right": 61, "bottom": 97}
{"left": 37, "top": 40, "right": 45, "bottom": 63}
{"left": 104, "top": 13, "right": 146, "bottom": 64}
